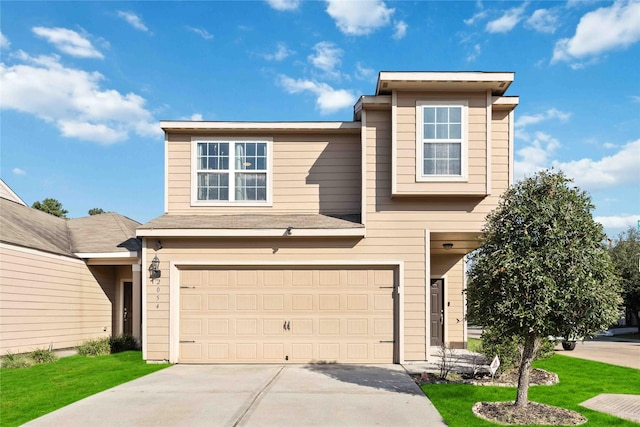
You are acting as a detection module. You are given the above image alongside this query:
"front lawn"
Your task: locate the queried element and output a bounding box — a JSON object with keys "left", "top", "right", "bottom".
{"left": 0, "top": 351, "right": 169, "bottom": 427}
{"left": 422, "top": 354, "right": 639, "bottom": 426}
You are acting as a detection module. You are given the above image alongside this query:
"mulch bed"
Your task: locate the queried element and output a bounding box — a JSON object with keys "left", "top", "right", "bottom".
{"left": 415, "top": 368, "right": 587, "bottom": 425}
{"left": 413, "top": 368, "right": 559, "bottom": 387}
{"left": 473, "top": 401, "right": 587, "bottom": 425}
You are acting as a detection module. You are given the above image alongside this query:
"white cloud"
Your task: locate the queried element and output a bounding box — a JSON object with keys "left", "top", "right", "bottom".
{"left": 12, "top": 167, "right": 26, "bottom": 175}
{"left": 467, "top": 44, "right": 481, "bottom": 62}
{"left": 0, "top": 51, "right": 160, "bottom": 144}
{"left": 263, "top": 42, "right": 294, "bottom": 61}
{"left": 117, "top": 11, "right": 149, "bottom": 32}
{"left": 1, "top": 32, "right": 10, "bottom": 49}
{"left": 188, "top": 27, "right": 213, "bottom": 40}
{"left": 525, "top": 9, "right": 559, "bottom": 34}
{"left": 552, "top": 139, "right": 640, "bottom": 191}
{"left": 308, "top": 42, "right": 343, "bottom": 76}
{"left": 325, "top": 0, "right": 394, "bottom": 35}
{"left": 552, "top": 0, "right": 640, "bottom": 64}
{"left": 190, "top": 113, "right": 203, "bottom": 121}
{"left": 594, "top": 215, "right": 639, "bottom": 230}
{"left": 464, "top": 10, "right": 488, "bottom": 25}
{"left": 515, "top": 108, "right": 571, "bottom": 129}
{"left": 278, "top": 75, "right": 356, "bottom": 114}
{"left": 486, "top": 3, "right": 528, "bottom": 33}
{"left": 393, "top": 21, "right": 407, "bottom": 39}
{"left": 355, "top": 62, "right": 375, "bottom": 81}
{"left": 32, "top": 27, "right": 103, "bottom": 59}
{"left": 514, "top": 131, "right": 561, "bottom": 178}
{"left": 603, "top": 142, "right": 617, "bottom": 149}
{"left": 265, "top": 0, "right": 300, "bottom": 11}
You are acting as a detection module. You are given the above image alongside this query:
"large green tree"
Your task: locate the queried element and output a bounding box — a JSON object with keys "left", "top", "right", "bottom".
{"left": 610, "top": 227, "right": 640, "bottom": 331}
{"left": 467, "top": 170, "right": 621, "bottom": 407}
{"left": 31, "top": 198, "right": 68, "bottom": 218}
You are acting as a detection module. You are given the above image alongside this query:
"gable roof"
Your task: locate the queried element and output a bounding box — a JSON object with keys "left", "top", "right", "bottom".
{"left": 0, "top": 196, "right": 140, "bottom": 258}
{"left": 0, "top": 197, "right": 74, "bottom": 256}
{"left": 68, "top": 213, "right": 142, "bottom": 254}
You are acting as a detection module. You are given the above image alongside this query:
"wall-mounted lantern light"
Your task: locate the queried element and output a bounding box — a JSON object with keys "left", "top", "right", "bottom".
{"left": 149, "top": 255, "right": 161, "bottom": 279}
{"left": 442, "top": 243, "right": 454, "bottom": 250}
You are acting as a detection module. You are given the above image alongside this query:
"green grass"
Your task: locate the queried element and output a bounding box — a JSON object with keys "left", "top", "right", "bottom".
{"left": 468, "top": 337, "right": 482, "bottom": 352}
{"left": 421, "top": 355, "right": 640, "bottom": 426}
{"left": 0, "top": 351, "right": 169, "bottom": 427}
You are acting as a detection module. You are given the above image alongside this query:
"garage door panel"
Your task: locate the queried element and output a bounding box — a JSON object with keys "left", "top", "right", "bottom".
{"left": 179, "top": 266, "right": 395, "bottom": 364}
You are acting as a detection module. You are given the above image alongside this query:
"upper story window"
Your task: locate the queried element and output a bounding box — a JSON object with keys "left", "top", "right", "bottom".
{"left": 416, "top": 101, "right": 468, "bottom": 182}
{"left": 192, "top": 138, "right": 272, "bottom": 205}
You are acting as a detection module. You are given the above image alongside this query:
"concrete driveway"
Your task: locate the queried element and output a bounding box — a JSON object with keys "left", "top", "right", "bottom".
{"left": 24, "top": 364, "right": 446, "bottom": 427}
{"left": 554, "top": 337, "right": 640, "bottom": 369}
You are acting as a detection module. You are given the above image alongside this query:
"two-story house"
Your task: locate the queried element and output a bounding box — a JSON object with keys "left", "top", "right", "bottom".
{"left": 137, "top": 71, "right": 518, "bottom": 364}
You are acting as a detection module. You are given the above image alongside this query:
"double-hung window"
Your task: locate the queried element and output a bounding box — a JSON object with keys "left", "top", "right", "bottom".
{"left": 417, "top": 101, "right": 467, "bottom": 181}
{"left": 192, "top": 139, "right": 271, "bottom": 204}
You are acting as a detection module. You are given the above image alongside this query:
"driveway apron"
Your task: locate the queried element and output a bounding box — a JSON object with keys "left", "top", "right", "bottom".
{"left": 24, "top": 364, "right": 446, "bottom": 427}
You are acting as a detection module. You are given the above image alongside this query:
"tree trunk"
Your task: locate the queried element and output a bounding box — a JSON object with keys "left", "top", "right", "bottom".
{"left": 515, "top": 333, "right": 537, "bottom": 407}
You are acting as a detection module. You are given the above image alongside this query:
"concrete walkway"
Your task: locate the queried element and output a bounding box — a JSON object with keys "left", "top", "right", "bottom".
{"left": 580, "top": 394, "right": 640, "bottom": 424}
{"left": 24, "top": 364, "right": 446, "bottom": 427}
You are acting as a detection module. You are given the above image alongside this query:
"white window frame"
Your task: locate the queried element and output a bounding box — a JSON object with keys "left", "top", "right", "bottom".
{"left": 415, "top": 100, "right": 468, "bottom": 182}
{"left": 190, "top": 137, "right": 273, "bottom": 206}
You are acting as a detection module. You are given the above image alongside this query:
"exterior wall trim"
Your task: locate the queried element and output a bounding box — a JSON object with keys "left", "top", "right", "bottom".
{"left": 164, "top": 132, "right": 169, "bottom": 214}
{"left": 424, "top": 229, "right": 431, "bottom": 360}
{"left": 360, "top": 109, "right": 367, "bottom": 233}
{"left": 414, "top": 100, "right": 469, "bottom": 183}
{"left": 190, "top": 136, "right": 274, "bottom": 207}
{"left": 167, "top": 259, "right": 405, "bottom": 364}
{"left": 141, "top": 238, "right": 148, "bottom": 360}
{"left": 391, "top": 90, "right": 398, "bottom": 194}
{"left": 75, "top": 251, "right": 139, "bottom": 259}
{"left": 137, "top": 228, "right": 366, "bottom": 237}
{"left": 486, "top": 90, "right": 492, "bottom": 196}
{"left": 509, "top": 109, "right": 515, "bottom": 185}
{"left": 0, "top": 242, "right": 84, "bottom": 264}
{"left": 162, "top": 121, "right": 361, "bottom": 131}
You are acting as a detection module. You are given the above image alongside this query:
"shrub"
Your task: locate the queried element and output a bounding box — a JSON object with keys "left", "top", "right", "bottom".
{"left": 77, "top": 338, "right": 111, "bottom": 356}
{"left": 479, "top": 327, "right": 555, "bottom": 375}
{"left": 109, "top": 335, "right": 139, "bottom": 353}
{"left": 1, "top": 352, "right": 32, "bottom": 369}
{"left": 30, "top": 348, "right": 58, "bottom": 364}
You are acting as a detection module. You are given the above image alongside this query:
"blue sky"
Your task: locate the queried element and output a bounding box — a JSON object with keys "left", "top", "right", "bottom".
{"left": 1, "top": 0, "right": 638, "bottom": 237}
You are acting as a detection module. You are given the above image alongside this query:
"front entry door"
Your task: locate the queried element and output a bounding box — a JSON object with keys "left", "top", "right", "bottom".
{"left": 430, "top": 279, "right": 444, "bottom": 346}
{"left": 123, "top": 281, "right": 133, "bottom": 336}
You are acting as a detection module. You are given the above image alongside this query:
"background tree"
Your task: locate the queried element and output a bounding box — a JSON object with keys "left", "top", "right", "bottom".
{"left": 88, "top": 208, "right": 106, "bottom": 215}
{"left": 31, "top": 198, "right": 68, "bottom": 218}
{"left": 467, "top": 170, "right": 620, "bottom": 408}
{"left": 610, "top": 227, "right": 640, "bottom": 331}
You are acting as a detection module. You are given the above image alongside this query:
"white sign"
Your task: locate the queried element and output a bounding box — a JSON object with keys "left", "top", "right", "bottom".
{"left": 490, "top": 355, "right": 500, "bottom": 376}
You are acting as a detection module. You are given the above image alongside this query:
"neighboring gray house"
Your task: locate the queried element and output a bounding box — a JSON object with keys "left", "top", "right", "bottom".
{"left": 0, "top": 179, "right": 142, "bottom": 355}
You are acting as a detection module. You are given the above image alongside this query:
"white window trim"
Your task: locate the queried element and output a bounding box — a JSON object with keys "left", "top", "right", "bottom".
{"left": 415, "top": 100, "right": 469, "bottom": 182}
{"left": 190, "top": 136, "right": 273, "bottom": 207}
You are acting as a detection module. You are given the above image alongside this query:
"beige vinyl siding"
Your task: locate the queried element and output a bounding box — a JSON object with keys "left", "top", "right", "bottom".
{"left": 491, "top": 109, "right": 512, "bottom": 194}
{"left": 145, "top": 99, "right": 514, "bottom": 362}
{"left": 0, "top": 245, "right": 114, "bottom": 355}
{"left": 166, "top": 133, "right": 361, "bottom": 215}
{"left": 395, "top": 91, "right": 488, "bottom": 196}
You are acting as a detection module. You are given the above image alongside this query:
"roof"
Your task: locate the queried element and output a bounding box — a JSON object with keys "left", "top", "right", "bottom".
{"left": 0, "top": 197, "right": 141, "bottom": 258}
{"left": 375, "top": 71, "right": 515, "bottom": 96}
{"left": 160, "top": 121, "right": 362, "bottom": 133}
{"left": 0, "top": 197, "right": 74, "bottom": 257}
{"left": 67, "top": 213, "right": 142, "bottom": 254}
{"left": 137, "top": 214, "right": 364, "bottom": 237}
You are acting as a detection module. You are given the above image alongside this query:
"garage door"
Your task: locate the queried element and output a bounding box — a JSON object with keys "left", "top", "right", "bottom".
{"left": 179, "top": 266, "right": 396, "bottom": 363}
